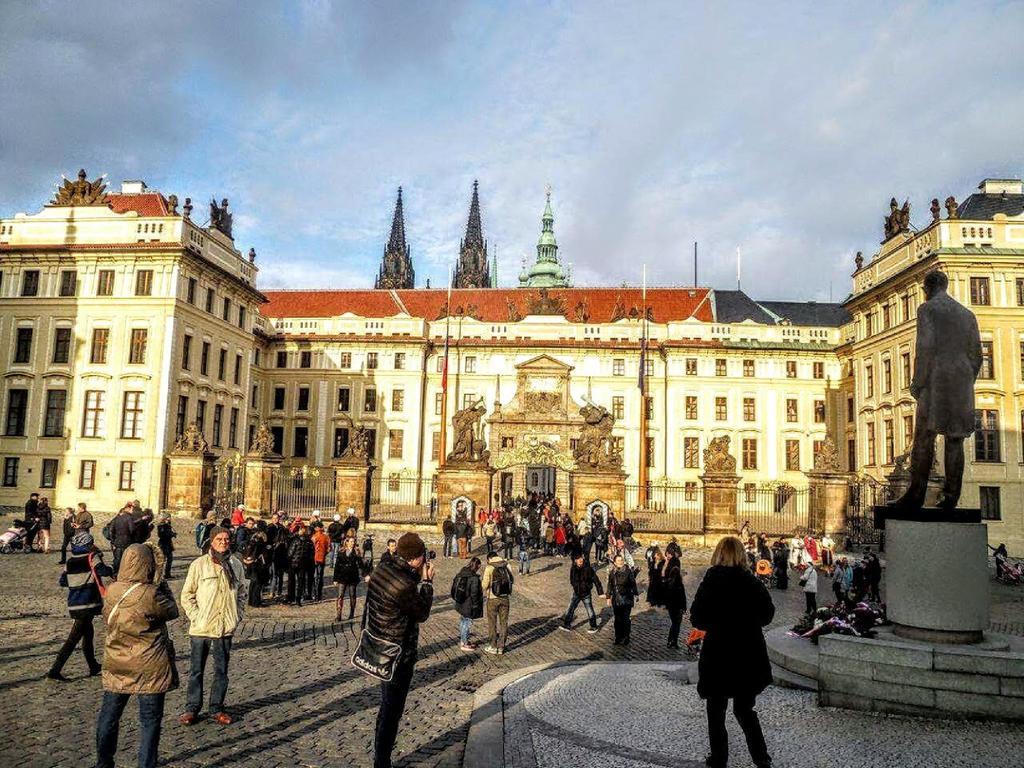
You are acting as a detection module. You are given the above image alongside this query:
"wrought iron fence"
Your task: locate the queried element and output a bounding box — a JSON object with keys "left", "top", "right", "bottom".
{"left": 625, "top": 483, "right": 704, "bottom": 533}
{"left": 846, "top": 479, "right": 888, "bottom": 551}
{"left": 269, "top": 464, "right": 337, "bottom": 517}
{"left": 212, "top": 455, "right": 246, "bottom": 514}
{"left": 738, "top": 484, "right": 813, "bottom": 536}
{"left": 368, "top": 474, "right": 436, "bottom": 524}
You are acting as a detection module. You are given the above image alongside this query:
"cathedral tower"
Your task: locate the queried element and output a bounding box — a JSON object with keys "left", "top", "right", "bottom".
{"left": 453, "top": 180, "right": 492, "bottom": 288}
{"left": 519, "top": 186, "right": 568, "bottom": 288}
{"left": 375, "top": 187, "right": 415, "bottom": 289}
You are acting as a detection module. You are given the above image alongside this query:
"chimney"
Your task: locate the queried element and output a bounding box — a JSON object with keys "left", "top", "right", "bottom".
{"left": 978, "top": 178, "right": 1022, "bottom": 195}
{"left": 120, "top": 180, "right": 148, "bottom": 194}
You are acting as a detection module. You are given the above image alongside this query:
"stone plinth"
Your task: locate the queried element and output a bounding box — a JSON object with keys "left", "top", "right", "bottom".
{"left": 573, "top": 470, "right": 626, "bottom": 519}
{"left": 243, "top": 454, "right": 282, "bottom": 517}
{"left": 887, "top": 519, "right": 989, "bottom": 644}
{"left": 701, "top": 473, "right": 739, "bottom": 534}
{"left": 886, "top": 470, "right": 945, "bottom": 508}
{"left": 806, "top": 471, "right": 851, "bottom": 535}
{"left": 334, "top": 462, "right": 372, "bottom": 520}
{"left": 166, "top": 452, "right": 215, "bottom": 519}
{"left": 436, "top": 463, "right": 492, "bottom": 529}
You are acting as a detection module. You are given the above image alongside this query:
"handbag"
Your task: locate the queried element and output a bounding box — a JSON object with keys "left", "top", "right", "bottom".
{"left": 351, "top": 602, "right": 403, "bottom": 682}
{"left": 87, "top": 551, "right": 107, "bottom": 597}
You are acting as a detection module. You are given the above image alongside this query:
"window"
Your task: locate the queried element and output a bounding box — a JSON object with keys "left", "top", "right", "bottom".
{"left": 715, "top": 359, "right": 727, "bottom": 377}
{"left": 52, "top": 327, "right": 72, "bottom": 364}
{"left": 786, "top": 360, "right": 797, "bottom": 378}
{"left": 685, "top": 481, "right": 699, "bottom": 501}
{"left": 212, "top": 404, "right": 223, "bottom": 447}
{"left": 364, "top": 388, "right": 377, "bottom": 412}
{"left": 41, "top": 458, "right": 58, "bottom": 488}
{"left": 118, "top": 461, "right": 136, "bottom": 492}
{"left": 175, "top": 396, "right": 188, "bottom": 438}
{"left": 392, "top": 389, "right": 404, "bottom": 412}
{"left": 813, "top": 439, "right": 825, "bottom": 460}
{"left": 431, "top": 431, "right": 440, "bottom": 461}
{"left": 901, "top": 352, "right": 911, "bottom": 389}
{"left": 645, "top": 436, "right": 655, "bottom": 468}
{"left": 195, "top": 400, "right": 207, "bottom": 435}
{"left": 743, "top": 397, "right": 756, "bottom": 422}
{"left": 234, "top": 353, "right": 242, "bottom": 385}
{"left": 974, "top": 410, "right": 1000, "bottom": 462}
{"left": 847, "top": 438, "right": 856, "bottom": 472}
{"left": 300, "top": 350, "right": 312, "bottom": 368}
{"left": 786, "top": 398, "right": 798, "bottom": 423}
{"left": 903, "top": 414, "right": 914, "bottom": 449}
{"left": 181, "top": 335, "right": 192, "bottom": 370}
{"left": 883, "top": 419, "right": 894, "bottom": 464}
{"left": 79, "top": 460, "right": 96, "bottom": 490}
{"left": 297, "top": 387, "right": 310, "bottom": 411}
{"left": 59, "top": 270, "right": 77, "bottom": 297}
{"left": 394, "top": 352, "right": 405, "bottom": 370}
{"left": 882, "top": 359, "right": 892, "bottom": 393}
{"left": 135, "top": 269, "right": 153, "bottom": 296}
{"left": 846, "top": 396, "right": 854, "bottom": 423}
{"left": 610, "top": 436, "right": 624, "bottom": 457}
{"left": 82, "top": 390, "right": 105, "bottom": 437}
{"left": 338, "top": 387, "right": 351, "bottom": 412}
{"left": 902, "top": 294, "right": 912, "bottom": 322}
{"left": 864, "top": 311, "right": 873, "bottom": 337}
{"left": 684, "top": 437, "right": 699, "bottom": 468}
{"left": 2, "top": 457, "right": 18, "bottom": 487}
{"left": 743, "top": 483, "right": 756, "bottom": 503}
{"left": 715, "top": 396, "right": 727, "bottom": 421}
{"left": 276, "top": 350, "right": 287, "bottom": 368}
{"left": 43, "top": 390, "right": 66, "bottom": 437}
{"left": 237, "top": 305, "right": 246, "bottom": 330}
{"left": 645, "top": 358, "right": 654, "bottom": 377}
{"left": 814, "top": 399, "right": 826, "bottom": 424}
{"left": 13, "top": 327, "right": 33, "bottom": 363}
{"left": 979, "top": 341, "right": 995, "bottom": 379}
{"left": 205, "top": 288, "right": 215, "bottom": 313}
{"left": 866, "top": 423, "right": 876, "bottom": 465}
{"left": 254, "top": 349, "right": 261, "bottom": 367}
{"left": 612, "top": 396, "right": 624, "bottom": 420}
{"left": 90, "top": 328, "right": 109, "bottom": 364}
{"left": 186, "top": 277, "right": 196, "bottom": 304}
{"left": 785, "top": 439, "right": 800, "bottom": 471}
{"left": 273, "top": 387, "right": 286, "bottom": 410}
{"left": 228, "top": 407, "right": 239, "bottom": 449}
{"left": 645, "top": 395, "right": 653, "bottom": 421}
{"left": 462, "top": 393, "right": 476, "bottom": 409}
{"left": 434, "top": 391, "right": 442, "bottom": 416}
{"left": 251, "top": 385, "right": 258, "bottom": 409}
{"left": 388, "top": 429, "right": 404, "bottom": 459}
{"left": 501, "top": 436, "right": 515, "bottom": 449}
{"left": 980, "top": 486, "right": 1001, "bottom": 521}
{"left": 97, "top": 270, "right": 115, "bottom": 296}
{"left": 742, "top": 438, "right": 758, "bottom": 470}
{"left": 120, "top": 392, "right": 144, "bottom": 439}
{"left": 222, "top": 297, "right": 231, "bottom": 322}
{"left": 865, "top": 364, "right": 874, "bottom": 398}
{"left": 21, "top": 270, "right": 39, "bottom": 296}
{"left": 464, "top": 356, "right": 476, "bottom": 373}
{"left": 5, "top": 389, "right": 28, "bottom": 436}
{"left": 366, "top": 352, "right": 378, "bottom": 370}
{"left": 333, "top": 427, "right": 350, "bottom": 458}
{"left": 685, "top": 396, "right": 698, "bottom": 420}
{"left": 613, "top": 359, "right": 625, "bottom": 376}
{"left": 217, "top": 348, "right": 227, "bottom": 380}
{"left": 341, "top": 352, "right": 352, "bottom": 369}
{"left": 882, "top": 304, "right": 891, "bottom": 330}
{"left": 970, "top": 277, "right": 990, "bottom": 306}
{"left": 743, "top": 359, "right": 755, "bottom": 377}
{"left": 294, "top": 427, "right": 308, "bottom": 457}
{"left": 1017, "top": 278, "right": 1024, "bottom": 307}
{"left": 129, "top": 329, "right": 148, "bottom": 364}
{"left": 813, "top": 362, "right": 824, "bottom": 379}
{"left": 685, "top": 358, "right": 697, "bottom": 376}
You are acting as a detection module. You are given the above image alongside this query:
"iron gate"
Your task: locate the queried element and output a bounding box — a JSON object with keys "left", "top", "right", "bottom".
{"left": 846, "top": 479, "right": 888, "bottom": 551}
{"left": 269, "top": 464, "right": 337, "bottom": 517}
{"left": 212, "top": 454, "right": 246, "bottom": 514}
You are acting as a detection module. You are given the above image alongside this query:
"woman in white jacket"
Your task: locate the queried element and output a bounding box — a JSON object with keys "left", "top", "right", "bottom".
{"left": 799, "top": 564, "right": 818, "bottom": 614}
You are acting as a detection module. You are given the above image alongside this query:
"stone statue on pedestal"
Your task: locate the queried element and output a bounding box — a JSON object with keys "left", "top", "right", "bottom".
{"left": 174, "top": 422, "right": 209, "bottom": 455}
{"left": 448, "top": 400, "right": 489, "bottom": 464}
{"left": 892, "top": 270, "right": 981, "bottom": 511}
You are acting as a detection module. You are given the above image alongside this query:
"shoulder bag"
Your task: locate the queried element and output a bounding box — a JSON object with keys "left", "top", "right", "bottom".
{"left": 351, "top": 599, "right": 403, "bottom": 682}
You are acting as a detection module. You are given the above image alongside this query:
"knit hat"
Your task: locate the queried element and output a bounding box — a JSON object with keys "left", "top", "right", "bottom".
{"left": 70, "top": 531, "right": 94, "bottom": 553}
{"left": 396, "top": 532, "right": 426, "bottom": 561}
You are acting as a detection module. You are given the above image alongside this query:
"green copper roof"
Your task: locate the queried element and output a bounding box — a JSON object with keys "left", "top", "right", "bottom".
{"left": 521, "top": 187, "right": 568, "bottom": 288}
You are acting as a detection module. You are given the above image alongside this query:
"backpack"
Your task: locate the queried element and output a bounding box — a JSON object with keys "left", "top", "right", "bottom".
{"left": 490, "top": 565, "right": 512, "bottom": 597}
{"left": 451, "top": 572, "right": 471, "bottom": 604}
{"left": 101, "top": 521, "right": 113, "bottom": 543}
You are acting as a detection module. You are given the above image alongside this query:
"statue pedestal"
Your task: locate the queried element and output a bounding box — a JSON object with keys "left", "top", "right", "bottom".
{"left": 886, "top": 470, "right": 945, "bottom": 508}
{"left": 167, "top": 452, "right": 215, "bottom": 519}
{"left": 243, "top": 454, "right": 282, "bottom": 517}
{"left": 436, "top": 463, "right": 492, "bottom": 529}
{"left": 701, "top": 473, "right": 740, "bottom": 535}
{"left": 334, "top": 461, "right": 372, "bottom": 519}
{"left": 806, "top": 471, "right": 851, "bottom": 536}
{"left": 573, "top": 469, "right": 626, "bottom": 520}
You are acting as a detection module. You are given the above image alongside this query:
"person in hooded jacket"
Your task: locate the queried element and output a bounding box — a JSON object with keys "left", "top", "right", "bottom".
{"left": 48, "top": 531, "right": 113, "bottom": 680}
{"left": 605, "top": 554, "right": 639, "bottom": 644}
{"left": 95, "top": 544, "right": 179, "bottom": 768}
{"left": 452, "top": 556, "right": 483, "bottom": 650}
{"left": 689, "top": 536, "right": 774, "bottom": 768}
{"left": 286, "top": 525, "right": 315, "bottom": 606}
{"left": 333, "top": 535, "right": 368, "bottom": 621}
{"left": 661, "top": 548, "right": 687, "bottom": 648}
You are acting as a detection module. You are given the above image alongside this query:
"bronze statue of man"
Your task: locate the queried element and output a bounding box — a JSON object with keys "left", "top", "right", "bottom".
{"left": 893, "top": 270, "right": 981, "bottom": 511}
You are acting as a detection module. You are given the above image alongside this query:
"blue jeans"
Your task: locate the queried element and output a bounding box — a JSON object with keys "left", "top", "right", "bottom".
{"left": 518, "top": 549, "right": 531, "bottom": 574}
{"left": 328, "top": 542, "right": 340, "bottom": 567}
{"left": 459, "top": 616, "right": 473, "bottom": 645}
{"left": 95, "top": 690, "right": 165, "bottom": 768}
{"left": 186, "top": 636, "right": 232, "bottom": 715}
{"left": 563, "top": 593, "right": 597, "bottom": 628}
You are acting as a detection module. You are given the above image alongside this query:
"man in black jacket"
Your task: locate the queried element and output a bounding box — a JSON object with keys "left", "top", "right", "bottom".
{"left": 559, "top": 553, "right": 604, "bottom": 633}
{"left": 366, "top": 532, "right": 434, "bottom": 768}
{"left": 286, "top": 526, "right": 314, "bottom": 606}
{"left": 22, "top": 493, "right": 40, "bottom": 553}
{"left": 109, "top": 506, "right": 135, "bottom": 574}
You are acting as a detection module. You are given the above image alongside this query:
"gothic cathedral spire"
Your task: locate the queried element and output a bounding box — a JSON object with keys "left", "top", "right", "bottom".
{"left": 375, "top": 187, "right": 415, "bottom": 289}
{"left": 453, "top": 180, "right": 492, "bottom": 288}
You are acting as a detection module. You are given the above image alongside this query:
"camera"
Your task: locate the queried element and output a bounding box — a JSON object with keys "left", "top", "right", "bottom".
{"left": 427, "top": 550, "right": 436, "bottom": 560}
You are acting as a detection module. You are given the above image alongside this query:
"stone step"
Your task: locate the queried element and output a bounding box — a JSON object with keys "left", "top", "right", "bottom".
{"left": 772, "top": 662, "right": 818, "bottom": 691}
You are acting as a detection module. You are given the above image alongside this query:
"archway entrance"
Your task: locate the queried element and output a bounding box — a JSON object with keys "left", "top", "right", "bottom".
{"left": 526, "top": 465, "right": 556, "bottom": 496}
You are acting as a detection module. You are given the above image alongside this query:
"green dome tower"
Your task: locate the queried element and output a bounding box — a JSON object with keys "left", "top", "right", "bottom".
{"left": 519, "top": 186, "right": 569, "bottom": 288}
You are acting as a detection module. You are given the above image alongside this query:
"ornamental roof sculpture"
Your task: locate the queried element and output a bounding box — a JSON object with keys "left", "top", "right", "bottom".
{"left": 50, "top": 169, "right": 110, "bottom": 207}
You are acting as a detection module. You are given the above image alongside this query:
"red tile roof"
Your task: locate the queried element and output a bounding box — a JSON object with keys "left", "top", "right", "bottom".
{"left": 261, "top": 287, "right": 713, "bottom": 323}
{"left": 108, "top": 193, "right": 169, "bottom": 217}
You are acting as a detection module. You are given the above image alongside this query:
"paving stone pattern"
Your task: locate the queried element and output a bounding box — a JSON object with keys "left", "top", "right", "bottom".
{"left": 0, "top": 513, "right": 1021, "bottom": 767}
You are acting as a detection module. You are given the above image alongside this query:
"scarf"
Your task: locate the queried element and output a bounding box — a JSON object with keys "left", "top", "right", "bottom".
{"left": 210, "top": 547, "right": 237, "bottom": 589}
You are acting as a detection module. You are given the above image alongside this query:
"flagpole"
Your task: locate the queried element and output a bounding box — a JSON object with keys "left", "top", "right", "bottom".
{"left": 638, "top": 265, "right": 649, "bottom": 508}
{"left": 438, "top": 271, "right": 452, "bottom": 468}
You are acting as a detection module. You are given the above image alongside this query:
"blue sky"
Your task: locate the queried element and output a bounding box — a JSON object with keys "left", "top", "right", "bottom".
{"left": 2, "top": 1, "right": 1023, "bottom": 299}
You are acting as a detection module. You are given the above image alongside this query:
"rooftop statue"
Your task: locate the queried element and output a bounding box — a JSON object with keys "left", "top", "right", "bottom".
{"left": 51, "top": 169, "right": 110, "bottom": 207}
{"left": 174, "top": 422, "right": 210, "bottom": 455}
{"left": 209, "top": 197, "right": 233, "bottom": 238}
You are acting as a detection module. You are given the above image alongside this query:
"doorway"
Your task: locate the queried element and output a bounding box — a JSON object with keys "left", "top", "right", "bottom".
{"left": 526, "top": 465, "right": 556, "bottom": 496}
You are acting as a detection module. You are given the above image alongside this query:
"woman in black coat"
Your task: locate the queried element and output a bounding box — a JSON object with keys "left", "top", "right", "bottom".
{"left": 690, "top": 536, "right": 775, "bottom": 768}
{"left": 661, "top": 551, "right": 687, "bottom": 648}
{"left": 333, "top": 536, "right": 368, "bottom": 621}
{"left": 605, "top": 554, "right": 639, "bottom": 645}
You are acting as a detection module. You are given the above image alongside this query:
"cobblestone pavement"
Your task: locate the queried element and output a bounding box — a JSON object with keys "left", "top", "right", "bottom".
{"left": 1, "top": 513, "right": 1021, "bottom": 767}
{"left": 503, "top": 662, "right": 1024, "bottom": 768}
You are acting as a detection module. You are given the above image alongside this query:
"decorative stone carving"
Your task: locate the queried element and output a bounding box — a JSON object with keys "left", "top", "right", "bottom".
{"left": 703, "top": 435, "right": 737, "bottom": 474}
{"left": 248, "top": 247, "right": 256, "bottom": 263}
{"left": 945, "top": 196, "right": 959, "bottom": 219}
{"left": 340, "top": 425, "right": 371, "bottom": 463}
{"left": 526, "top": 287, "right": 566, "bottom": 316}
{"left": 610, "top": 294, "right": 627, "bottom": 322}
{"left": 448, "top": 400, "right": 489, "bottom": 464}
{"left": 573, "top": 299, "right": 589, "bottom": 323}
{"left": 523, "top": 391, "right": 561, "bottom": 415}
{"left": 465, "top": 303, "right": 480, "bottom": 320}
{"left": 930, "top": 198, "right": 941, "bottom": 222}
{"left": 209, "top": 197, "right": 233, "bottom": 238}
{"left": 883, "top": 197, "right": 911, "bottom": 240}
{"left": 436, "top": 299, "right": 450, "bottom": 320}
{"left": 812, "top": 436, "right": 842, "bottom": 473}
{"left": 167, "top": 194, "right": 179, "bottom": 215}
{"left": 183, "top": 197, "right": 193, "bottom": 219}
{"left": 506, "top": 298, "right": 522, "bottom": 322}
{"left": 854, "top": 251, "right": 864, "bottom": 270}
{"left": 491, "top": 435, "right": 575, "bottom": 472}
{"left": 174, "top": 422, "right": 210, "bottom": 455}
{"left": 50, "top": 169, "right": 110, "bottom": 207}
{"left": 574, "top": 399, "right": 622, "bottom": 470}
{"left": 249, "top": 421, "right": 276, "bottom": 456}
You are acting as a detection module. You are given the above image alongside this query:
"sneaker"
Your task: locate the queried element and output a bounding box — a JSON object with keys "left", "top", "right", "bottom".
{"left": 179, "top": 712, "right": 198, "bottom": 726}
{"left": 460, "top": 644, "right": 475, "bottom": 652}
{"left": 587, "top": 626, "right": 599, "bottom": 634}
{"left": 483, "top": 645, "right": 499, "bottom": 655}
{"left": 558, "top": 624, "right": 571, "bottom": 632}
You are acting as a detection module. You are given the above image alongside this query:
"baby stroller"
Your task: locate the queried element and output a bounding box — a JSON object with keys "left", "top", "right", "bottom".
{"left": 755, "top": 559, "right": 775, "bottom": 589}
{"left": 685, "top": 628, "right": 705, "bottom": 660}
{"left": 997, "top": 558, "right": 1024, "bottom": 586}
{"left": 0, "top": 525, "right": 28, "bottom": 553}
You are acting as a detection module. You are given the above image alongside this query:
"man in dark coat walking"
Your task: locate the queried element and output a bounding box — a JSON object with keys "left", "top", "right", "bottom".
{"left": 109, "top": 506, "right": 136, "bottom": 575}
{"left": 559, "top": 552, "right": 604, "bottom": 632}
{"left": 894, "top": 270, "right": 981, "bottom": 510}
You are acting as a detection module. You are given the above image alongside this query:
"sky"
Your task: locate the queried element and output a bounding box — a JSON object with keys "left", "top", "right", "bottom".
{"left": 2, "top": 1, "right": 1023, "bottom": 300}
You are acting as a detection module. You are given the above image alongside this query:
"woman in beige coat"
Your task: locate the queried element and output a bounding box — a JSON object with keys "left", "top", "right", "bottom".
{"left": 96, "top": 544, "right": 179, "bottom": 768}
